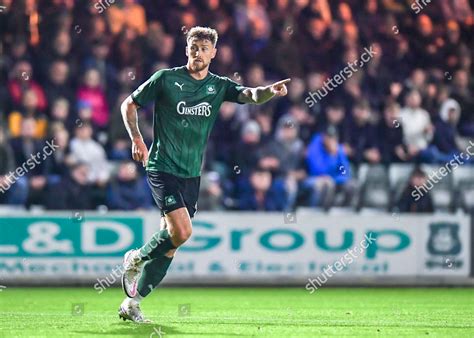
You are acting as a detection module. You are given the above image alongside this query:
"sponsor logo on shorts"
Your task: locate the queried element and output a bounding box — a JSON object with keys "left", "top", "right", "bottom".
{"left": 165, "top": 195, "right": 177, "bottom": 206}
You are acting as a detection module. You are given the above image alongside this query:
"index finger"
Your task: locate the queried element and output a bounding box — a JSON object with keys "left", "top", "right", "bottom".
{"left": 273, "top": 78, "right": 291, "bottom": 86}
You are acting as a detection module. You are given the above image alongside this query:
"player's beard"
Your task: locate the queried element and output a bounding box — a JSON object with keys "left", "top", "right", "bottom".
{"left": 191, "top": 59, "right": 208, "bottom": 72}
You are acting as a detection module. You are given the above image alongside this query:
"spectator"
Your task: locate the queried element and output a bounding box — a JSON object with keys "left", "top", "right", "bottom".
{"left": 107, "top": 161, "right": 151, "bottom": 210}
{"left": 377, "top": 102, "right": 408, "bottom": 164}
{"left": 320, "top": 103, "right": 346, "bottom": 136}
{"left": 7, "top": 61, "right": 47, "bottom": 112}
{"left": 396, "top": 167, "right": 434, "bottom": 213}
{"left": 237, "top": 167, "right": 288, "bottom": 211}
{"left": 451, "top": 69, "right": 474, "bottom": 138}
{"left": 0, "top": 127, "right": 28, "bottom": 205}
{"left": 9, "top": 117, "right": 50, "bottom": 207}
{"left": 426, "top": 99, "right": 462, "bottom": 163}
{"left": 44, "top": 60, "right": 73, "bottom": 105}
{"left": 212, "top": 102, "right": 242, "bottom": 167}
{"left": 45, "top": 162, "right": 94, "bottom": 210}
{"left": 76, "top": 68, "right": 109, "bottom": 130}
{"left": 233, "top": 120, "right": 262, "bottom": 176}
{"left": 400, "top": 90, "right": 433, "bottom": 161}
{"left": 343, "top": 101, "right": 380, "bottom": 164}
{"left": 198, "top": 171, "right": 224, "bottom": 211}
{"left": 8, "top": 88, "right": 48, "bottom": 138}
{"left": 304, "top": 126, "right": 354, "bottom": 210}
{"left": 69, "top": 122, "right": 110, "bottom": 186}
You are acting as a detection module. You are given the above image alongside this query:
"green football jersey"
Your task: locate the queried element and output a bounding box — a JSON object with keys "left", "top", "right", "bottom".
{"left": 131, "top": 66, "right": 244, "bottom": 178}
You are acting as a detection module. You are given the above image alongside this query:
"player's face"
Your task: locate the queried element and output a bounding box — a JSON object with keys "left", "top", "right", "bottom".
{"left": 186, "top": 38, "right": 216, "bottom": 72}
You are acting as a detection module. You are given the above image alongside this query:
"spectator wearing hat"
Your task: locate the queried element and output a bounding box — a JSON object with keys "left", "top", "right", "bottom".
{"left": 424, "top": 99, "right": 465, "bottom": 163}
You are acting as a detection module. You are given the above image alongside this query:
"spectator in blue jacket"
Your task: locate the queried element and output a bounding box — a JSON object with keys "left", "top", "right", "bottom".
{"left": 304, "top": 126, "right": 355, "bottom": 210}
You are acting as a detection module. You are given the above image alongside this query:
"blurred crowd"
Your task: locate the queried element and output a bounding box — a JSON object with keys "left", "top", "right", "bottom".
{"left": 0, "top": 0, "right": 473, "bottom": 212}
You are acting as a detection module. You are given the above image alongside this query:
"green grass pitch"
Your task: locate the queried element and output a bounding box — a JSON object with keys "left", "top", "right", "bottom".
{"left": 0, "top": 287, "right": 473, "bottom": 337}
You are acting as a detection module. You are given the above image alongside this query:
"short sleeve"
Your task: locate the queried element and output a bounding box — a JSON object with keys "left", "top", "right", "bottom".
{"left": 223, "top": 77, "right": 245, "bottom": 104}
{"left": 131, "top": 70, "right": 165, "bottom": 107}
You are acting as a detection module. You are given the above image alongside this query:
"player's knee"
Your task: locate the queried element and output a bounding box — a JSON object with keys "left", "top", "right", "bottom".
{"left": 170, "top": 224, "right": 192, "bottom": 245}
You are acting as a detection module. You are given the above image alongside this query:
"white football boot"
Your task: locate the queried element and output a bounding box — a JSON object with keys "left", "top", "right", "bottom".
{"left": 118, "top": 298, "right": 151, "bottom": 323}
{"left": 121, "top": 249, "right": 144, "bottom": 298}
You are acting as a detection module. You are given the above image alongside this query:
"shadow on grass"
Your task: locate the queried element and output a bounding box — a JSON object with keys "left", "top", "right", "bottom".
{"left": 73, "top": 323, "right": 178, "bottom": 336}
{"left": 73, "top": 322, "right": 245, "bottom": 336}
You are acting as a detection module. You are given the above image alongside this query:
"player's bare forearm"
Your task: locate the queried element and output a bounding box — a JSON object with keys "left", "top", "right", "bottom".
{"left": 238, "top": 86, "right": 275, "bottom": 105}
{"left": 121, "top": 96, "right": 143, "bottom": 141}
{"left": 238, "top": 78, "right": 291, "bottom": 104}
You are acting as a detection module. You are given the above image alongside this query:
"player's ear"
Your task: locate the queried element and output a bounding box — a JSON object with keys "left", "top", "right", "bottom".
{"left": 211, "top": 47, "right": 217, "bottom": 59}
{"left": 185, "top": 45, "right": 189, "bottom": 57}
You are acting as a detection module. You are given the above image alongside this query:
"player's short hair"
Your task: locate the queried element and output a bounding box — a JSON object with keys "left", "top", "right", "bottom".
{"left": 186, "top": 26, "right": 218, "bottom": 47}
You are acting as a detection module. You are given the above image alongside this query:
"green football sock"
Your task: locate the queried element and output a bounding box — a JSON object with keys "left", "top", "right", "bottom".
{"left": 139, "top": 229, "right": 176, "bottom": 261}
{"left": 137, "top": 255, "right": 173, "bottom": 297}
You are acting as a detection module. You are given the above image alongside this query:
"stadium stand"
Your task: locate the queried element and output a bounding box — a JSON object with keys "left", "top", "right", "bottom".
{"left": 0, "top": 0, "right": 473, "bottom": 213}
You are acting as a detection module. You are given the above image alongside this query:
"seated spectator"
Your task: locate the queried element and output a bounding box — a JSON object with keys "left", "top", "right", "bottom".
{"left": 44, "top": 124, "right": 72, "bottom": 183}
{"left": 319, "top": 103, "right": 346, "bottom": 136}
{"left": 343, "top": 101, "right": 380, "bottom": 164}
{"left": 451, "top": 69, "right": 474, "bottom": 137}
{"left": 44, "top": 60, "right": 74, "bottom": 104}
{"left": 237, "top": 167, "right": 288, "bottom": 211}
{"left": 45, "top": 162, "right": 94, "bottom": 210}
{"left": 396, "top": 167, "right": 434, "bottom": 213}
{"left": 400, "top": 90, "right": 433, "bottom": 161}
{"left": 107, "top": 161, "right": 151, "bottom": 210}
{"left": 258, "top": 115, "right": 305, "bottom": 209}
{"left": 69, "top": 122, "right": 110, "bottom": 186}
{"left": 0, "top": 128, "right": 28, "bottom": 205}
{"left": 7, "top": 61, "right": 47, "bottom": 112}
{"left": 377, "top": 102, "right": 409, "bottom": 164}
{"left": 198, "top": 171, "right": 223, "bottom": 211}
{"left": 424, "top": 99, "right": 462, "bottom": 163}
{"left": 8, "top": 89, "right": 48, "bottom": 138}
{"left": 76, "top": 68, "right": 109, "bottom": 130}
{"left": 233, "top": 120, "right": 262, "bottom": 176}
{"left": 9, "top": 117, "right": 49, "bottom": 207}
{"left": 304, "top": 126, "right": 355, "bottom": 210}
{"left": 212, "top": 102, "right": 242, "bottom": 167}
{"left": 49, "top": 98, "right": 74, "bottom": 132}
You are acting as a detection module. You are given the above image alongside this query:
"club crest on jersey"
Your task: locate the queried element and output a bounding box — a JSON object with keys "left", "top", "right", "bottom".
{"left": 177, "top": 101, "right": 212, "bottom": 117}
{"left": 206, "top": 84, "right": 216, "bottom": 94}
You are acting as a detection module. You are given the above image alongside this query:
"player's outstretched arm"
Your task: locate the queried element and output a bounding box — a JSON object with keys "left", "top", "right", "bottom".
{"left": 121, "top": 95, "right": 149, "bottom": 167}
{"left": 238, "top": 78, "right": 291, "bottom": 105}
